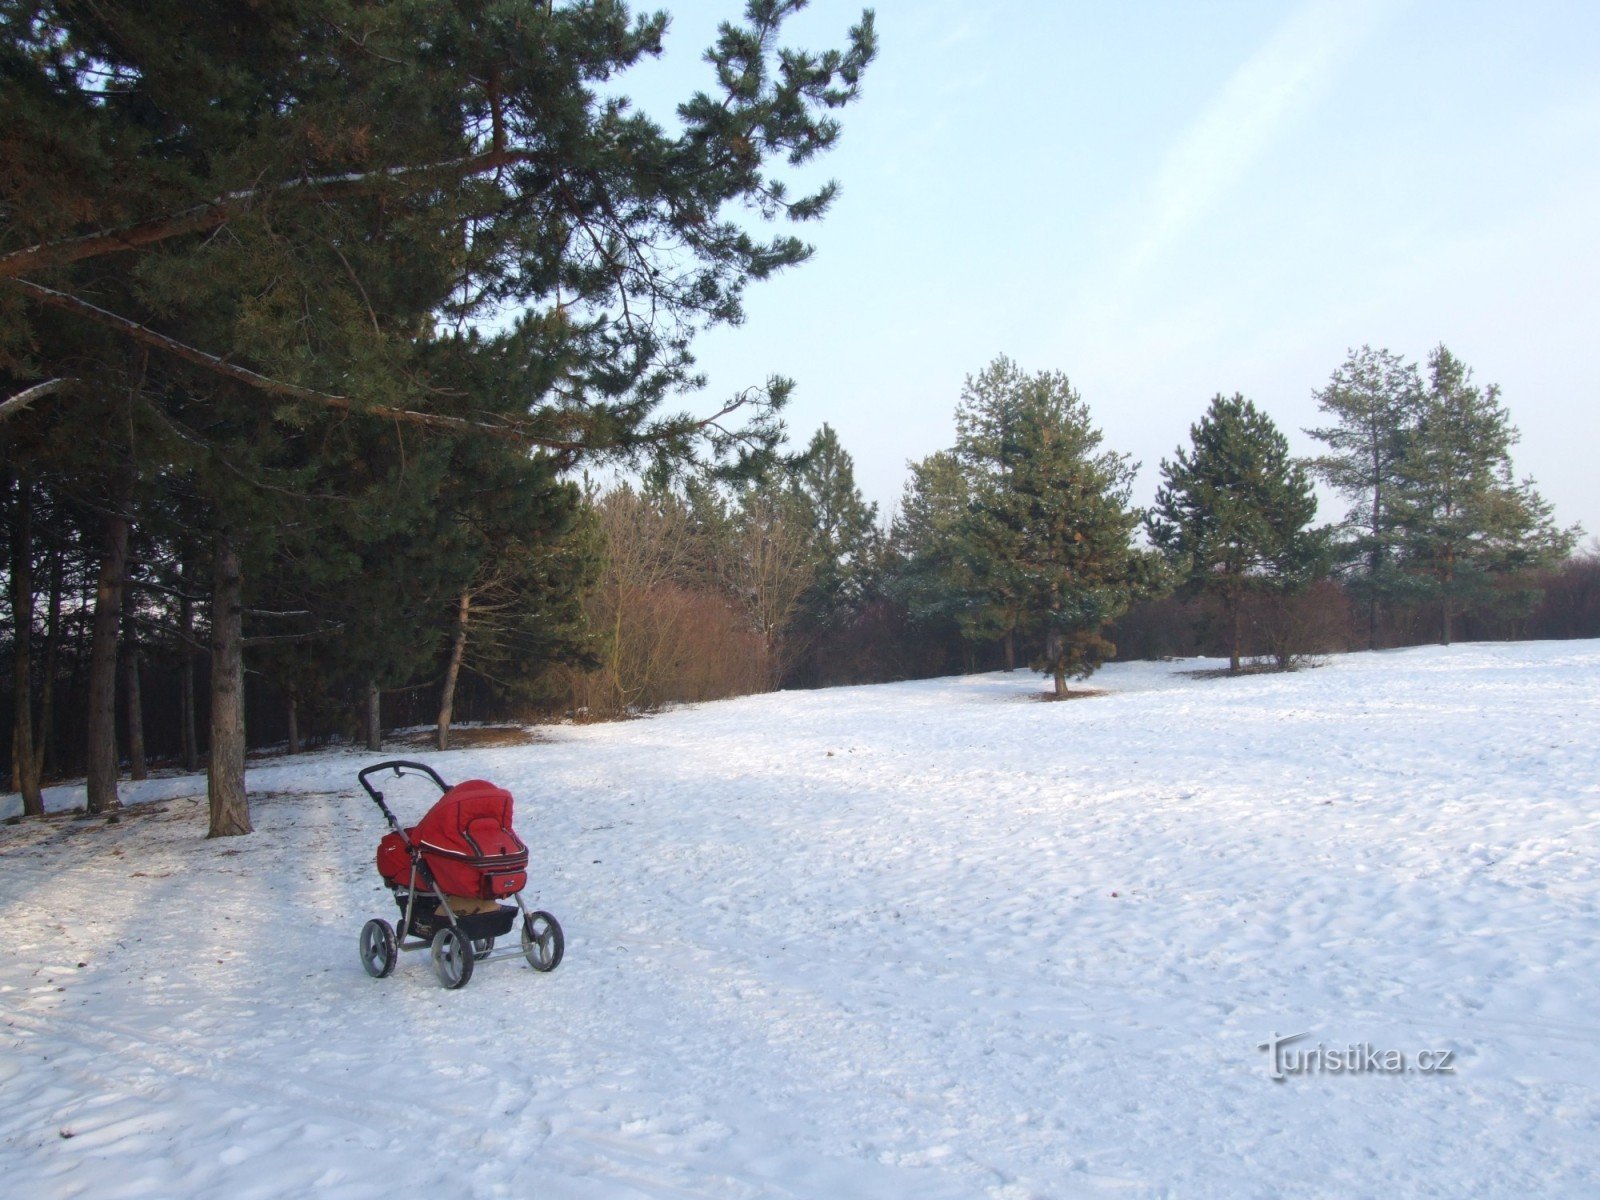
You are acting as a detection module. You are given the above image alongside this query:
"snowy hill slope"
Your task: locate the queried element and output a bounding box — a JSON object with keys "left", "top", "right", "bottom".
{"left": 3, "top": 643, "right": 1599, "bottom": 1198}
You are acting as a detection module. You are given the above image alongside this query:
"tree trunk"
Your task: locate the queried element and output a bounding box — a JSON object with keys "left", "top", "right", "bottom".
{"left": 1440, "top": 547, "right": 1456, "bottom": 647}
{"left": 436, "top": 590, "right": 471, "bottom": 751}
{"left": 207, "top": 533, "right": 251, "bottom": 837}
{"left": 122, "top": 592, "right": 148, "bottom": 781}
{"left": 365, "top": 681, "right": 382, "bottom": 752}
{"left": 1003, "top": 629, "right": 1016, "bottom": 672}
{"left": 85, "top": 475, "right": 134, "bottom": 815}
{"left": 7, "top": 474, "right": 44, "bottom": 815}
{"left": 1229, "top": 590, "right": 1243, "bottom": 674}
{"left": 286, "top": 691, "right": 301, "bottom": 756}
{"left": 179, "top": 581, "right": 199, "bottom": 772}
{"left": 1046, "top": 629, "right": 1066, "bottom": 698}
{"left": 38, "top": 544, "right": 62, "bottom": 781}
{"left": 1368, "top": 477, "right": 1383, "bottom": 652}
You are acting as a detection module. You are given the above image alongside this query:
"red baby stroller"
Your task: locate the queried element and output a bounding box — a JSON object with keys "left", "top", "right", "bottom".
{"left": 357, "top": 760, "right": 564, "bottom": 989}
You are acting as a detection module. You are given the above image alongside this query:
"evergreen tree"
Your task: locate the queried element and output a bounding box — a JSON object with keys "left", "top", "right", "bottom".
{"left": 1148, "top": 394, "right": 1326, "bottom": 673}
{"left": 950, "top": 357, "right": 1037, "bottom": 669}
{"left": 1391, "top": 346, "right": 1578, "bottom": 644}
{"left": 781, "top": 423, "right": 880, "bottom": 683}
{"left": 888, "top": 449, "right": 977, "bottom": 670}
{"left": 2, "top": 0, "right": 878, "bottom": 461}
{"left": 1306, "top": 345, "right": 1421, "bottom": 648}
{"left": 988, "top": 373, "right": 1155, "bottom": 695}
{"left": 893, "top": 357, "right": 1154, "bottom": 689}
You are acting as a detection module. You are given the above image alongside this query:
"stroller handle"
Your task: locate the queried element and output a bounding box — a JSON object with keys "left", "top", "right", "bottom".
{"left": 358, "top": 760, "right": 452, "bottom": 838}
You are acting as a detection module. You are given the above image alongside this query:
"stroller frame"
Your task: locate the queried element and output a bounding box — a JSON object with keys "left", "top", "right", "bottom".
{"left": 357, "top": 759, "right": 563, "bottom": 989}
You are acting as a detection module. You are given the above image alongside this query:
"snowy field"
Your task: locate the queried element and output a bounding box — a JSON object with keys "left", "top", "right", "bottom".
{"left": 4, "top": 641, "right": 1600, "bottom": 1198}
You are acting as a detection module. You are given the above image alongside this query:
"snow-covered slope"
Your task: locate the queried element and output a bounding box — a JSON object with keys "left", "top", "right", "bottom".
{"left": 3, "top": 643, "right": 1599, "bottom": 1198}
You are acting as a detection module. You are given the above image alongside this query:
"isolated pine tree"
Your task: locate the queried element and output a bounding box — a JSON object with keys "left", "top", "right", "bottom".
{"left": 894, "top": 357, "right": 1152, "bottom": 689}
{"left": 993, "top": 375, "right": 1155, "bottom": 695}
{"left": 1149, "top": 394, "right": 1326, "bottom": 673}
{"left": 951, "top": 357, "right": 1039, "bottom": 669}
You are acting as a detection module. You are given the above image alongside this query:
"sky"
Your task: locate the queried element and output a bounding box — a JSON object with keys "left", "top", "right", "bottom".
{"left": 617, "top": 0, "right": 1600, "bottom": 538}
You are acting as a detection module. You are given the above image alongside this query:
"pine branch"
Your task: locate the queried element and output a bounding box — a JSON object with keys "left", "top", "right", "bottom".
{"left": 241, "top": 626, "right": 347, "bottom": 648}
{"left": 11, "top": 278, "right": 553, "bottom": 445}
{"left": 0, "top": 148, "right": 548, "bottom": 281}
{"left": 0, "top": 378, "right": 74, "bottom": 423}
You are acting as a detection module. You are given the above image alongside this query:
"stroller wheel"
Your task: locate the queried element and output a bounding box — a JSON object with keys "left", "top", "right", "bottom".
{"left": 431, "top": 927, "right": 475, "bottom": 989}
{"left": 521, "top": 911, "right": 564, "bottom": 973}
{"left": 472, "top": 937, "right": 496, "bottom": 960}
{"left": 360, "top": 919, "right": 397, "bottom": 979}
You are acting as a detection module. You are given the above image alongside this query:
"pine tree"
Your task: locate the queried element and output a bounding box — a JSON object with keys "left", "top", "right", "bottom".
{"left": 889, "top": 450, "right": 978, "bottom": 670}
{"left": 1306, "top": 346, "right": 1421, "bottom": 648}
{"left": 894, "top": 357, "right": 1153, "bottom": 689}
{"left": 1149, "top": 394, "right": 1326, "bottom": 673}
{"left": 993, "top": 376, "right": 1156, "bottom": 695}
{"left": 3, "top": 1, "right": 878, "bottom": 460}
{"left": 951, "top": 357, "right": 1038, "bottom": 669}
{"left": 780, "top": 424, "right": 880, "bottom": 683}
{"left": 1391, "top": 346, "right": 1578, "bottom": 644}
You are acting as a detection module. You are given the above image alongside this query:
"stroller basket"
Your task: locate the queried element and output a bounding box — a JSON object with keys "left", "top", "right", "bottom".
{"left": 399, "top": 896, "right": 519, "bottom": 943}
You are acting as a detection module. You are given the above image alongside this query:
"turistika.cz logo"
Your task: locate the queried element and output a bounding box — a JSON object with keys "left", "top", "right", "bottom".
{"left": 1258, "top": 1032, "right": 1457, "bottom": 1082}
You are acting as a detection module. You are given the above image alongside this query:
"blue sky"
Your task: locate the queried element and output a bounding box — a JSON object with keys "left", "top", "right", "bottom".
{"left": 622, "top": 1, "right": 1600, "bottom": 536}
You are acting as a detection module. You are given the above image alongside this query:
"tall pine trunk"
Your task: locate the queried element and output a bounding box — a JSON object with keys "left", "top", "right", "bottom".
{"left": 6, "top": 473, "right": 44, "bottom": 815}
{"left": 1440, "top": 545, "right": 1456, "bottom": 646}
{"left": 122, "top": 592, "right": 148, "bottom": 781}
{"left": 286, "top": 690, "right": 301, "bottom": 756}
{"left": 179, "top": 581, "right": 199, "bottom": 773}
{"left": 365, "top": 681, "right": 382, "bottom": 752}
{"left": 1368, "top": 457, "right": 1383, "bottom": 652}
{"left": 207, "top": 533, "right": 250, "bottom": 837}
{"left": 1228, "top": 588, "right": 1244, "bottom": 675}
{"left": 85, "top": 471, "right": 134, "bottom": 815}
{"left": 37, "top": 543, "right": 62, "bottom": 783}
{"left": 436, "top": 590, "right": 471, "bottom": 751}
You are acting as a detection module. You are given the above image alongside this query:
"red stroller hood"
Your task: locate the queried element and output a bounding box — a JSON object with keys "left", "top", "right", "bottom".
{"left": 412, "top": 779, "right": 516, "bottom": 857}
{"left": 376, "top": 779, "right": 529, "bottom": 899}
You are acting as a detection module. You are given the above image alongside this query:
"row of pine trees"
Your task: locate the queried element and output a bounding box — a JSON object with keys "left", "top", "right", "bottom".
{"left": 5, "top": 342, "right": 1584, "bottom": 820}
{"left": 892, "top": 344, "right": 1578, "bottom": 688}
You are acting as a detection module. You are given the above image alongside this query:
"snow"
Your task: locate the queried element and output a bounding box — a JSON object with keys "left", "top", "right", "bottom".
{"left": 4, "top": 641, "right": 1600, "bottom": 1198}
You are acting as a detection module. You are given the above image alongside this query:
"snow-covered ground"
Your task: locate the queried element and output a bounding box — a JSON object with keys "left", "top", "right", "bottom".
{"left": 4, "top": 642, "right": 1600, "bottom": 1198}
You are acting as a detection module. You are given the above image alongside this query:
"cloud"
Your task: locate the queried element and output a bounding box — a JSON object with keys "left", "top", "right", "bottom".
{"left": 1118, "top": 0, "right": 1398, "bottom": 290}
